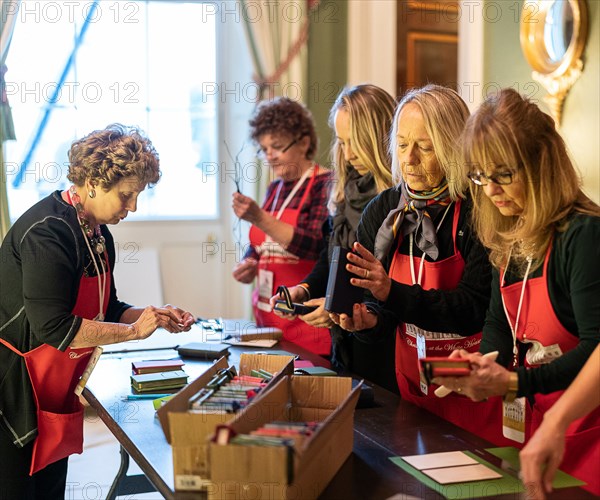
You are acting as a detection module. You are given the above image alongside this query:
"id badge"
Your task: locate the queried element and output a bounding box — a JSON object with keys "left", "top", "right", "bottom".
{"left": 258, "top": 269, "right": 274, "bottom": 300}
{"left": 525, "top": 342, "right": 563, "bottom": 365}
{"left": 416, "top": 329, "right": 428, "bottom": 395}
{"left": 502, "top": 397, "right": 526, "bottom": 443}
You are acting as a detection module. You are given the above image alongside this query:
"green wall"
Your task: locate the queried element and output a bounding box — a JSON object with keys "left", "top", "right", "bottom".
{"left": 483, "top": 0, "right": 600, "bottom": 203}
{"left": 307, "top": 0, "right": 347, "bottom": 168}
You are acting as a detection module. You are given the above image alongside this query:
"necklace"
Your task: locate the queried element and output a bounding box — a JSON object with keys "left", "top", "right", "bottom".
{"left": 68, "top": 186, "right": 106, "bottom": 254}
{"left": 67, "top": 186, "right": 107, "bottom": 321}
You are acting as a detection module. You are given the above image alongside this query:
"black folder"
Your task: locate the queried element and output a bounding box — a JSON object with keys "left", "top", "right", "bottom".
{"left": 324, "top": 246, "right": 364, "bottom": 316}
{"left": 177, "top": 342, "right": 230, "bottom": 359}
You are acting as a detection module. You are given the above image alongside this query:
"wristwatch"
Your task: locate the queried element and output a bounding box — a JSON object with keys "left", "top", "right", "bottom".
{"left": 503, "top": 372, "right": 519, "bottom": 402}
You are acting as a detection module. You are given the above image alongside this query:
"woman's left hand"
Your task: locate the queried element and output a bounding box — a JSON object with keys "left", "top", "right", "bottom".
{"left": 329, "top": 303, "right": 378, "bottom": 332}
{"left": 345, "top": 242, "right": 392, "bottom": 302}
{"left": 432, "top": 349, "right": 512, "bottom": 401}
{"left": 232, "top": 192, "right": 263, "bottom": 224}
{"left": 164, "top": 304, "right": 195, "bottom": 331}
{"left": 298, "top": 298, "right": 334, "bottom": 328}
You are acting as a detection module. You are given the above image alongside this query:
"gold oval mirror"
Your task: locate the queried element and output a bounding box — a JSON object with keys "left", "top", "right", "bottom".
{"left": 520, "top": 0, "right": 588, "bottom": 125}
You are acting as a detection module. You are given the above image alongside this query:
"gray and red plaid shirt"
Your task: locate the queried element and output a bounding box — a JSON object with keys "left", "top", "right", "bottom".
{"left": 245, "top": 167, "right": 333, "bottom": 261}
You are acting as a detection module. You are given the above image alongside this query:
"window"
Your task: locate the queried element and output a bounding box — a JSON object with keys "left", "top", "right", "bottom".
{"left": 4, "top": 0, "right": 238, "bottom": 220}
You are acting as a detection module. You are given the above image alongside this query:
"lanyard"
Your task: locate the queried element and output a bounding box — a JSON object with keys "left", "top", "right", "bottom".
{"left": 81, "top": 232, "right": 107, "bottom": 321}
{"left": 270, "top": 166, "right": 313, "bottom": 220}
{"left": 67, "top": 191, "right": 106, "bottom": 321}
{"left": 409, "top": 202, "right": 453, "bottom": 285}
{"left": 500, "top": 247, "right": 533, "bottom": 367}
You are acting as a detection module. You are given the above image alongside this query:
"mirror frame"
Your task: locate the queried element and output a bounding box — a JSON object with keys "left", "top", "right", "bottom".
{"left": 520, "top": 0, "right": 589, "bottom": 125}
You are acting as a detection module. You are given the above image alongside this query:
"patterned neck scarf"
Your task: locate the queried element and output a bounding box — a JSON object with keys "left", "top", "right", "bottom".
{"left": 374, "top": 180, "right": 451, "bottom": 261}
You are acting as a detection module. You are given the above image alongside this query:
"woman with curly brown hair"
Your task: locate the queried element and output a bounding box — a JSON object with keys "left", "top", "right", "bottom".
{"left": 0, "top": 124, "right": 194, "bottom": 498}
{"left": 232, "top": 97, "right": 333, "bottom": 355}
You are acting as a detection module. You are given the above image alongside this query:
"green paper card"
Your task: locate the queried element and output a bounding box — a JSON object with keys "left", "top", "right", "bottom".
{"left": 389, "top": 447, "right": 585, "bottom": 499}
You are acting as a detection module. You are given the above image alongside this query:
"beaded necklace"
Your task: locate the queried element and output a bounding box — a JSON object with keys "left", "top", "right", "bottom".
{"left": 67, "top": 185, "right": 107, "bottom": 321}
{"left": 68, "top": 185, "right": 106, "bottom": 254}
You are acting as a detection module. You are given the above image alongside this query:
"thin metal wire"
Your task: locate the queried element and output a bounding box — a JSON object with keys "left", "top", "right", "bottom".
{"left": 224, "top": 140, "right": 245, "bottom": 193}
{"left": 224, "top": 140, "right": 246, "bottom": 248}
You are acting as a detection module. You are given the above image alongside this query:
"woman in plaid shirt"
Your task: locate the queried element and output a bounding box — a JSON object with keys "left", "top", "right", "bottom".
{"left": 232, "top": 97, "right": 333, "bottom": 355}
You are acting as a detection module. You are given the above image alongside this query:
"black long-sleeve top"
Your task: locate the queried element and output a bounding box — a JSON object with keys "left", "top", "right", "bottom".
{"left": 300, "top": 218, "right": 332, "bottom": 297}
{"left": 354, "top": 186, "right": 492, "bottom": 342}
{"left": 0, "top": 191, "right": 131, "bottom": 447}
{"left": 297, "top": 216, "right": 399, "bottom": 393}
{"left": 242, "top": 169, "right": 333, "bottom": 261}
{"left": 481, "top": 214, "right": 600, "bottom": 398}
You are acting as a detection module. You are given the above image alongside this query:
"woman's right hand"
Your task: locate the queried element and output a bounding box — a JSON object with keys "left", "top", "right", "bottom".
{"left": 232, "top": 192, "right": 263, "bottom": 224}
{"left": 232, "top": 258, "right": 258, "bottom": 283}
{"left": 132, "top": 305, "right": 188, "bottom": 339}
{"left": 270, "top": 285, "right": 308, "bottom": 319}
{"left": 520, "top": 415, "right": 566, "bottom": 500}
{"left": 432, "top": 349, "right": 512, "bottom": 402}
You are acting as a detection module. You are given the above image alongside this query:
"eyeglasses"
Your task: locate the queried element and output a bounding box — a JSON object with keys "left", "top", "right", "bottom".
{"left": 467, "top": 170, "right": 516, "bottom": 186}
{"left": 256, "top": 138, "right": 298, "bottom": 159}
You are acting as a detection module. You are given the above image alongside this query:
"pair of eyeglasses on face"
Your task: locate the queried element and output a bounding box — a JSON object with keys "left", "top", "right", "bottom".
{"left": 256, "top": 137, "right": 298, "bottom": 159}
{"left": 467, "top": 170, "right": 516, "bottom": 186}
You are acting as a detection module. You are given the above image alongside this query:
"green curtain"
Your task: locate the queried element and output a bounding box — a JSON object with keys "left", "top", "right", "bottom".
{"left": 0, "top": 143, "right": 10, "bottom": 242}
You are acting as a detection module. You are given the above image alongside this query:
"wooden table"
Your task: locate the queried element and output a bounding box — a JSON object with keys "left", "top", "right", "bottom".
{"left": 84, "top": 324, "right": 592, "bottom": 499}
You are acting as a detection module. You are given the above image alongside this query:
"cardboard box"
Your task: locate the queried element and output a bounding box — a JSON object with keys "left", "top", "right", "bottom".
{"left": 208, "top": 375, "right": 361, "bottom": 499}
{"left": 157, "top": 353, "right": 294, "bottom": 491}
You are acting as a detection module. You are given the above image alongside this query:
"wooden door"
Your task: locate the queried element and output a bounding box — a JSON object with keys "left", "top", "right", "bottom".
{"left": 397, "top": 0, "right": 459, "bottom": 95}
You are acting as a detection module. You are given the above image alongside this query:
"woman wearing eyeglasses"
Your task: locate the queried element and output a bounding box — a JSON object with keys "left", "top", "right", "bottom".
{"left": 231, "top": 97, "right": 333, "bottom": 355}
{"left": 432, "top": 88, "right": 600, "bottom": 494}
{"left": 329, "top": 85, "right": 513, "bottom": 446}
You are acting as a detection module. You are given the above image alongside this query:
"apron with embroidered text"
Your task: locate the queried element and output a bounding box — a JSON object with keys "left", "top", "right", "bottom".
{"left": 389, "top": 199, "right": 512, "bottom": 446}
{"left": 250, "top": 166, "right": 330, "bottom": 355}
{"left": 501, "top": 242, "right": 600, "bottom": 494}
{"left": 0, "top": 253, "right": 110, "bottom": 475}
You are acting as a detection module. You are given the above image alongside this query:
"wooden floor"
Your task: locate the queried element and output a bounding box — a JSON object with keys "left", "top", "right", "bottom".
{"left": 66, "top": 406, "right": 163, "bottom": 499}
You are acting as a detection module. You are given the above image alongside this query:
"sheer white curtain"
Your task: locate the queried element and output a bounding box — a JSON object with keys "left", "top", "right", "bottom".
{"left": 240, "top": 0, "right": 319, "bottom": 198}
{"left": 241, "top": 0, "right": 319, "bottom": 101}
{"left": 1, "top": 0, "right": 21, "bottom": 242}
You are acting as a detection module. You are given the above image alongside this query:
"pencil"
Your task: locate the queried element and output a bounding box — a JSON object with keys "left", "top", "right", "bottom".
{"left": 74, "top": 346, "right": 104, "bottom": 396}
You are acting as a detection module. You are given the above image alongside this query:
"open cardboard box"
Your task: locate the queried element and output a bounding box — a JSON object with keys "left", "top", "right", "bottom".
{"left": 157, "top": 353, "right": 294, "bottom": 491}
{"left": 207, "top": 375, "right": 361, "bottom": 500}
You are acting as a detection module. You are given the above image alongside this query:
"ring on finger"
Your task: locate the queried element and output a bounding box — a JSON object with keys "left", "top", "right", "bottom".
{"left": 364, "top": 269, "right": 369, "bottom": 279}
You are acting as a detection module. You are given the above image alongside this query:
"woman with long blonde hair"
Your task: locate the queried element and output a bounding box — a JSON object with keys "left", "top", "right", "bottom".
{"left": 434, "top": 88, "right": 600, "bottom": 494}
{"left": 272, "top": 84, "right": 397, "bottom": 390}
{"left": 332, "top": 84, "right": 513, "bottom": 446}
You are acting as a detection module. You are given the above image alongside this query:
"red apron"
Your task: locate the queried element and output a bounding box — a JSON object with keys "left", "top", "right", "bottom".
{"left": 0, "top": 253, "right": 110, "bottom": 475}
{"left": 389, "top": 200, "right": 512, "bottom": 446}
{"left": 250, "top": 166, "right": 330, "bottom": 355}
{"left": 501, "top": 243, "right": 600, "bottom": 494}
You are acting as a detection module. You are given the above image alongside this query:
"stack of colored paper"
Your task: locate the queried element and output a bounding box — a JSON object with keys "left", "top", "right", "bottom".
{"left": 132, "top": 359, "right": 185, "bottom": 375}
{"left": 131, "top": 370, "right": 188, "bottom": 393}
